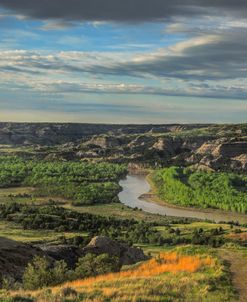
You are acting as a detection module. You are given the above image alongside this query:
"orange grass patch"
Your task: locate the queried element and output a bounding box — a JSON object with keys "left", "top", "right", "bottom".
{"left": 58, "top": 252, "right": 214, "bottom": 291}
{"left": 227, "top": 232, "right": 247, "bottom": 241}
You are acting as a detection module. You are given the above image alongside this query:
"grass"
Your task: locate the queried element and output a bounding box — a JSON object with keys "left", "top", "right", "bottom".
{"left": 0, "top": 187, "right": 35, "bottom": 203}
{"left": 0, "top": 145, "right": 34, "bottom": 153}
{"left": 0, "top": 187, "right": 70, "bottom": 206}
{"left": 226, "top": 231, "right": 247, "bottom": 242}
{"left": 0, "top": 221, "right": 87, "bottom": 244}
{"left": 0, "top": 184, "right": 196, "bottom": 225}
{"left": 0, "top": 187, "right": 51, "bottom": 205}
{"left": 65, "top": 203, "right": 195, "bottom": 224}
{"left": 137, "top": 243, "right": 175, "bottom": 256}
{"left": 157, "top": 222, "right": 245, "bottom": 234}
{"left": 155, "top": 222, "right": 247, "bottom": 246}
{"left": 218, "top": 248, "right": 247, "bottom": 302}
{"left": 67, "top": 202, "right": 167, "bottom": 222}
{"left": 6, "top": 247, "right": 237, "bottom": 302}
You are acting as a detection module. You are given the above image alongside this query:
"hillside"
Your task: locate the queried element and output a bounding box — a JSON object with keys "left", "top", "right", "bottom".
{"left": 0, "top": 123, "right": 210, "bottom": 146}
{"left": 3, "top": 248, "right": 237, "bottom": 302}
{"left": 0, "top": 123, "right": 246, "bottom": 172}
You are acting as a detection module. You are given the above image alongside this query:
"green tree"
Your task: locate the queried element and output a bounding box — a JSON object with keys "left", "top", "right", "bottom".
{"left": 75, "top": 253, "right": 119, "bottom": 279}
{"left": 23, "top": 256, "right": 52, "bottom": 290}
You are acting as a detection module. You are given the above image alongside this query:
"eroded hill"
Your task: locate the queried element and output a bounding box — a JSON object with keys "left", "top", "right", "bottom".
{"left": 0, "top": 123, "right": 246, "bottom": 172}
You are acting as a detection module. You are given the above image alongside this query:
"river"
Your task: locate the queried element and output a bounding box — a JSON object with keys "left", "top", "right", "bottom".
{"left": 118, "top": 174, "right": 247, "bottom": 224}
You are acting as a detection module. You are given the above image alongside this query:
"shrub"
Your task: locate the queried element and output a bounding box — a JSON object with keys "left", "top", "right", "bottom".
{"left": 23, "top": 257, "right": 69, "bottom": 290}
{"left": 75, "top": 253, "right": 120, "bottom": 279}
{"left": 23, "top": 256, "right": 52, "bottom": 290}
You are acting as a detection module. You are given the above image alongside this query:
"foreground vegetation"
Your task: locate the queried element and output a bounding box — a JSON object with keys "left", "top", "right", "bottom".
{"left": 153, "top": 167, "right": 247, "bottom": 213}
{"left": 1, "top": 247, "right": 237, "bottom": 302}
{"left": 21, "top": 253, "right": 120, "bottom": 291}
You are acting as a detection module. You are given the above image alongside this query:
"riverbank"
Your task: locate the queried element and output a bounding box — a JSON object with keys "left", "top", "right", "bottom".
{"left": 140, "top": 172, "right": 247, "bottom": 224}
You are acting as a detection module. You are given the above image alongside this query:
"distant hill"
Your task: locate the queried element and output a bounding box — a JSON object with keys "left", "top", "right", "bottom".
{"left": 0, "top": 123, "right": 246, "bottom": 172}
{"left": 0, "top": 122, "right": 211, "bottom": 146}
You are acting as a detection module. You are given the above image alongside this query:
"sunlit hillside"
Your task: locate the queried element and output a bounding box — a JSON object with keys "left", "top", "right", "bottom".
{"left": 6, "top": 249, "right": 237, "bottom": 302}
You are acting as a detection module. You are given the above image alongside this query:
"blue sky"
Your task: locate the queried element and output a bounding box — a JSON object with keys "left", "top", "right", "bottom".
{"left": 0, "top": 1, "right": 246, "bottom": 123}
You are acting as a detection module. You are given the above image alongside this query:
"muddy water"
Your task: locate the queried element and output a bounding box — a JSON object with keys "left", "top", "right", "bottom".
{"left": 118, "top": 174, "right": 247, "bottom": 224}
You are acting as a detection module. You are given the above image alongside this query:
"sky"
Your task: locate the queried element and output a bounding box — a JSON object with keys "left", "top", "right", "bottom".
{"left": 0, "top": 1, "right": 247, "bottom": 123}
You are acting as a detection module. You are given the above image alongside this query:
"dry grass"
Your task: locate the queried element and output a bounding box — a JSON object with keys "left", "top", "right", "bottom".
{"left": 46, "top": 252, "right": 218, "bottom": 301}
{"left": 227, "top": 232, "right": 247, "bottom": 242}
{"left": 62, "top": 252, "right": 214, "bottom": 290}
{"left": 6, "top": 250, "right": 237, "bottom": 302}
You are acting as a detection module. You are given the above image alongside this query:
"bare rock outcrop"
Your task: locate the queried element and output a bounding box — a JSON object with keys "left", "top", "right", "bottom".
{"left": 231, "top": 154, "right": 247, "bottom": 171}
{"left": 127, "top": 162, "right": 149, "bottom": 174}
{"left": 82, "top": 236, "right": 148, "bottom": 265}
{"left": 152, "top": 138, "right": 176, "bottom": 154}
{"left": 41, "top": 245, "right": 83, "bottom": 268}
{"left": 41, "top": 236, "right": 148, "bottom": 269}
{"left": 85, "top": 135, "right": 123, "bottom": 149}
{"left": 196, "top": 142, "right": 220, "bottom": 155}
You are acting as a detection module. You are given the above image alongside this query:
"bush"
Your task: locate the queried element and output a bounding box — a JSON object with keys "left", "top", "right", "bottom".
{"left": 75, "top": 253, "right": 120, "bottom": 279}
{"left": 23, "top": 257, "right": 69, "bottom": 290}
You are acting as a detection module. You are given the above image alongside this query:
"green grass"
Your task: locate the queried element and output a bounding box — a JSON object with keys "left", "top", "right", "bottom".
{"left": 172, "top": 222, "right": 230, "bottom": 230}
{"left": 0, "top": 145, "right": 34, "bottom": 153}
{"left": 0, "top": 187, "right": 34, "bottom": 204}
{"left": 137, "top": 243, "right": 174, "bottom": 256}
{"left": 0, "top": 221, "right": 87, "bottom": 244}
{"left": 66, "top": 203, "right": 164, "bottom": 221}
{"left": 65, "top": 203, "right": 195, "bottom": 224}
{"left": 0, "top": 187, "right": 67, "bottom": 205}
{"left": 155, "top": 222, "right": 247, "bottom": 242}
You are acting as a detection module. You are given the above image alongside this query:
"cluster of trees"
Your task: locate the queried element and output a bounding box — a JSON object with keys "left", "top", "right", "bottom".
{"left": 0, "top": 203, "right": 228, "bottom": 248}
{"left": 0, "top": 156, "right": 127, "bottom": 205}
{"left": 23, "top": 253, "right": 120, "bottom": 290}
{"left": 154, "top": 167, "right": 247, "bottom": 213}
{"left": 190, "top": 228, "right": 225, "bottom": 247}
{"left": 0, "top": 203, "right": 164, "bottom": 245}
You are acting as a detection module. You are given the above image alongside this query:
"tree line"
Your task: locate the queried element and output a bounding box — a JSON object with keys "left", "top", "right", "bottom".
{"left": 0, "top": 156, "right": 127, "bottom": 205}
{"left": 153, "top": 166, "right": 247, "bottom": 213}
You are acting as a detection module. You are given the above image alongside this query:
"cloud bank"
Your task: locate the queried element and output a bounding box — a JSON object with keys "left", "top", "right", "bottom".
{"left": 0, "top": 0, "right": 247, "bottom": 22}
{"left": 0, "top": 1, "right": 246, "bottom": 123}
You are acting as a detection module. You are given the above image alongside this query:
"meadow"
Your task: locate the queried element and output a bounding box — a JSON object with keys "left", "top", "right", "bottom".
{"left": 0, "top": 221, "right": 86, "bottom": 244}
